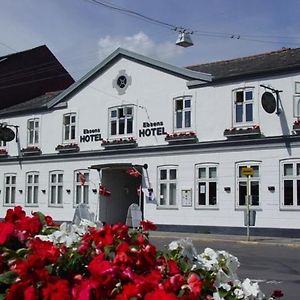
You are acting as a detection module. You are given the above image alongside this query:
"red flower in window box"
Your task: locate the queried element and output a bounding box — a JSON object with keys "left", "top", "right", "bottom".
{"left": 21, "top": 146, "right": 41, "bottom": 155}
{"left": 55, "top": 143, "right": 79, "bottom": 152}
{"left": 101, "top": 137, "right": 137, "bottom": 148}
{"left": 0, "top": 148, "right": 8, "bottom": 156}
{"left": 224, "top": 125, "right": 261, "bottom": 137}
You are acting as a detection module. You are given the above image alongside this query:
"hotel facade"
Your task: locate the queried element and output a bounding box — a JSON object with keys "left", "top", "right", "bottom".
{"left": 1, "top": 47, "right": 300, "bottom": 236}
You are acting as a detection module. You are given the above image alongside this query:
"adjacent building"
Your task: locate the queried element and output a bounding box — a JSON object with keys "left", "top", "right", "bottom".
{"left": 1, "top": 47, "right": 300, "bottom": 236}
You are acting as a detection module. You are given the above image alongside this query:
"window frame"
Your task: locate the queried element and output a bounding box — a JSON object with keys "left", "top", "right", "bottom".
{"left": 63, "top": 112, "right": 77, "bottom": 143}
{"left": 3, "top": 173, "right": 16, "bottom": 206}
{"left": 173, "top": 96, "right": 192, "bottom": 132}
{"left": 27, "top": 118, "right": 40, "bottom": 146}
{"left": 49, "top": 171, "right": 64, "bottom": 207}
{"left": 74, "top": 169, "right": 90, "bottom": 207}
{"left": 233, "top": 87, "right": 255, "bottom": 126}
{"left": 157, "top": 165, "right": 178, "bottom": 208}
{"left": 235, "top": 162, "right": 261, "bottom": 209}
{"left": 25, "top": 171, "right": 39, "bottom": 207}
{"left": 108, "top": 105, "right": 134, "bottom": 138}
{"left": 195, "top": 163, "right": 218, "bottom": 209}
{"left": 280, "top": 160, "right": 300, "bottom": 210}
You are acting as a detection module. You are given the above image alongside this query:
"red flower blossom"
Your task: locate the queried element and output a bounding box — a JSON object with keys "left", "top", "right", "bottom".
{"left": 187, "top": 273, "right": 203, "bottom": 297}
{"left": 29, "top": 238, "right": 60, "bottom": 264}
{"left": 5, "top": 281, "right": 38, "bottom": 300}
{"left": 140, "top": 220, "right": 157, "bottom": 231}
{"left": 144, "top": 288, "right": 178, "bottom": 300}
{"left": 271, "top": 290, "right": 284, "bottom": 298}
{"left": 0, "top": 222, "right": 14, "bottom": 245}
{"left": 41, "top": 278, "right": 71, "bottom": 300}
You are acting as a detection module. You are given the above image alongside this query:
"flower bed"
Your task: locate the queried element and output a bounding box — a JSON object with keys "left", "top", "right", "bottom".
{"left": 0, "top": 207, "right": 282, "bottom": 299}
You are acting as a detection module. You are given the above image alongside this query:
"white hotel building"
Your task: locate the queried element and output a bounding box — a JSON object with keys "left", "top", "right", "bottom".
{"left": 1, "top": 47, "right": 300, "bottom": 237}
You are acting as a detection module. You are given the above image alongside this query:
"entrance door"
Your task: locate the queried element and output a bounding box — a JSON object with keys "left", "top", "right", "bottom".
{"left": 98, "top": 166, "right": 143, "bottom": 224}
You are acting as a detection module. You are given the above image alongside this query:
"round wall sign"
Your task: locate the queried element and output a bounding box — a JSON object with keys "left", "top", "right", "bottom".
{"left": 261, "top": 91, "right": 276, "bottom": 114}
{"left": 0, "top": 127, "right": 15, "bottom": 142}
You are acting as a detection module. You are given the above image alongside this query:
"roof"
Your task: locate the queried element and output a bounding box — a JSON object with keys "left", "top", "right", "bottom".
{"left": 0, "top": 91, "right": 62, "bottom": 117}
{"left": 47, "top": 48, "right": 212, "bottom": 108}
{"left": 186, "top": 47, "right": 300, "bottom": 82}
{"left": 0, "top": 45, "right": 74, "bottom": 110}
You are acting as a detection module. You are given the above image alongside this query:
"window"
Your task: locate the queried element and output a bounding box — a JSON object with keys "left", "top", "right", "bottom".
{"left": 281, "top": 161, "right": 300, "bottom": 209}
{"left": 158, "top": 166, "right": 177, "bottom": 207}
{"left": 26, "top": 172, "right": 39, "bottom": 206}
{"left": 174, "top": 96, "right": 192, "bottom": 130}
{"left": 109, "top": 106, "right": 134, "bottom": 137}
{"left": 4, "top": 174, "right": 16, "bottom": 205}
{"left": 74, "top": 170, "right": 89, "bottom": 206}
{"left": 233, "top": 88, "right": 254, "bottom": 125}
{"left": 236, "top": 163, "right": 260, "bottom": 208}
{"left": 49, "top": 171, "right": 63, "bottom": 206}
{"left": 63, "top": 113, "right": 76, "bottom": 142}
{"left": 27, "top": 118, "right": 39, "bottom": 146}
{"left": 195, "top": 164, "right": 218, "bottom": 208}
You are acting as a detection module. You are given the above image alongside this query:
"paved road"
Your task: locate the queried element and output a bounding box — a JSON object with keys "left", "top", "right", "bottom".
{"left": 149, "top": 232, "right": 300, "bottom": 300}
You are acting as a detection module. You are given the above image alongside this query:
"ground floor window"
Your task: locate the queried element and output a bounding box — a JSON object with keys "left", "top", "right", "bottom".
{"left": 4, "top": 174, "right": 16, "bottom": 205}
{"left": 26, "top": 172, "right": 39, "bottom": 206}
{"left": 281, "top": 161, "right": 300, "bottom": 209}
{"left": 195, "top": 164, "right": 218, "bottom": 208}
{"left": 74, "top": 170, "right": 89, "bottom": 206}
{"left": 158, "top": 166, "right": 177, "bottom": 207}
{"left": 49, "top": 171, "right": 63, "bottom": 206}
{"left": 236, "top": 163, "right": 260, "bottom": 208}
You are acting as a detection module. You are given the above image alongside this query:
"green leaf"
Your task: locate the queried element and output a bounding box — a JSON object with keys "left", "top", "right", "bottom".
{"left": 0, "top": 271, "right": 17, "bottom": 285}
{"left": 0, "top": 293, "right": 6, "bottom": 300}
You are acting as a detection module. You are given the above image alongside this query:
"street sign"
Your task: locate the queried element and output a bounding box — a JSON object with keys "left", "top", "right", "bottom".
{"left": 242, "top": 167, "right": 254, "bottom": 177}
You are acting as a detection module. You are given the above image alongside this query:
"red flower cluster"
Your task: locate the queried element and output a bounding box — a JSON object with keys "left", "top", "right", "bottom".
{"left": 166, "top": 131, "right": 196, "bottom": 139}
{"left": 101, "top": 137, "right": 136, "bottom": 145}
{"left": 0, "top": 208, "right": 204, "bottom": 300}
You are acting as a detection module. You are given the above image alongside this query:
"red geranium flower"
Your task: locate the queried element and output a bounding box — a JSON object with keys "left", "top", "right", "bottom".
{"left": 5, "top": 281, "right": 38, "bottom": 300}
{"left": 41, "top": 278, "right": 71, "bottom": 300}
{"left": 144, "top": 288, "right": 178, "bottom": 300}
{"left": 140, "top": 220, "right": 157, "bottom": 231}
{"left": 0, "top": 222, "right": 14, "bottom": 245}
{"left": 271, "top": 290, "right": 284, "bottom": 298}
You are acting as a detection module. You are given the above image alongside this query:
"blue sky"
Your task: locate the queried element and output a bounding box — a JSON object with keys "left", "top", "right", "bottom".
{"left": 1, "top": 0, "right": 300, "bottom": 79}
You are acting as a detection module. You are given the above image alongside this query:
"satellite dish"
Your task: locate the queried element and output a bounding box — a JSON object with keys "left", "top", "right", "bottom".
{"left": 0, "top": 127, "right": 15, "bottom": 142}
{"left": 261, "top": 91, "right": 276, "bottom": 114}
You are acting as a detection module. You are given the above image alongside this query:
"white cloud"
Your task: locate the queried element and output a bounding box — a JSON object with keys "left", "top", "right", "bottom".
{"left": 97, "top": 32, "right": 183, "bottom": 63}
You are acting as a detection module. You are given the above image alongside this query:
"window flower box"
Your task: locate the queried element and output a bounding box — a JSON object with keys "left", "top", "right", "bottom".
{"left": 165, "top": 131, "right": 198, "bottom": 144}
{"left": 101, "top": 137, "right": 137, "bottom": 149}
{"left": 0, "top": 148, "right": 8, "bottom": 157}
{"left": 21, "top": 146, "right": 41, "bottom": 156}
{"left": 55, "top": 143, "right": 80, "bottom": 153}
{"left": 224, "top": 125, "right": 261, "bottom": 138}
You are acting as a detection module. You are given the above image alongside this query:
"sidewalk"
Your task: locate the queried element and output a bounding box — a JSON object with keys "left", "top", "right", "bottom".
{"left": 149, "top": 230, "right": 300, "bottom": 248}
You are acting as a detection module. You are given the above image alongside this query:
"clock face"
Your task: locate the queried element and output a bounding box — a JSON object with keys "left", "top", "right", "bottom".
{"left": 261, "top": 91, "right": 276, "bottom": 114}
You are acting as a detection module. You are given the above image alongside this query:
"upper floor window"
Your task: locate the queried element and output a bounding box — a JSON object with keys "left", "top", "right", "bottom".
{"left": 174, "top": 96, "right": 192, "bottom": 130}
{"left": 74, "top": 170, "right": 89, "bottom": 206}
{"left": 26, "top": 172, "right": 39, "bottom": 206}
{"left": 4, "top": 174, "right": 16, "bottom": 205}
{"left": 27, "top": 118, "right": 39, "bottom": 146}
{"left": 236, "top": 162, "right": 260, "bottom": 208}
{"left": 281, "top": 161, "right": 300, "bottom": 209}
{"left": 49, "top": 171, "right": 63, "bottom": 206}
{"left": 233, "top": 88, "right": 254, "bottom": 125}
{"left": 109, "top": 106, "right": 134, "bottom": 137}
{"left": 195, "top": 164, "right": 218, "bottom": 208}
{"left": 158, "top": 166, "right": 177, "bottom": 207}
{"left": 63, "top": 113, "right": 76, "bottom": 142}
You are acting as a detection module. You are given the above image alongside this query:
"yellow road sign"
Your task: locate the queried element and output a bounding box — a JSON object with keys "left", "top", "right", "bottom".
{"left": 242, "top": 167, "right": 254, "bottom": 176}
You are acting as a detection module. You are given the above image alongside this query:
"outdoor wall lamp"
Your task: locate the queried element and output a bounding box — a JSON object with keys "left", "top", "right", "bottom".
{"left": 92, "top": 189, "right": 97, "bottom": 194}
{"left": 224, "top": 187, "right": 231, "bottom": 193}
{"left": 268, "top": 186, "right": 275, "bottom": 192}
{"left": 66, "top": 189, "right": 71, "bottom": 194}
{"left": 41, "top": 189, "right": 46, "bottom": 194}
{"left": 19, "top": 189, "right": 23, "bottom": 194}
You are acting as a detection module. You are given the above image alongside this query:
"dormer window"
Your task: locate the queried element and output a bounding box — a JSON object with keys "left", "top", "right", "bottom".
{"left": 234, "top": 88, "right": 254, "bottom": 125}
{"left": 109, "top": 105, "right": 134, "bottom": 137}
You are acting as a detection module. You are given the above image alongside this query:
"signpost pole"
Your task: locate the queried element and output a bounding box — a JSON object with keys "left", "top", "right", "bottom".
{"left": 246, "top": 174, "right": 251, "bottom": 241}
